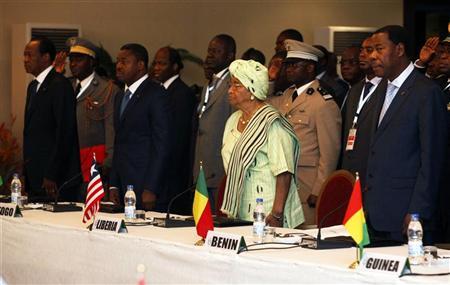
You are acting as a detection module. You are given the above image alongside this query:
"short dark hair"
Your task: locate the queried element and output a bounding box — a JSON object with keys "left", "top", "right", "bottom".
{"left": 164, "top": 46, "right": 184, "bottom": 71}
{"left": 120, "top": 43, "right": 149, "bottom": 68}
{"left": 374, "top": 25, "right": 413, "bottom": 59}
{"left": 280, "top": 29, "right": 304, "bottom": 42}
{"left": 272, "top": 50, "right": 287, "bottom": 60}
{"left": 214, "top": 34, "right": 236, "bottom": 55}
{"left": 241, "top": 48, "right": 266, "bottom": 65}
{"left": 31, "top": 36, "right": 56, "bottom": 61}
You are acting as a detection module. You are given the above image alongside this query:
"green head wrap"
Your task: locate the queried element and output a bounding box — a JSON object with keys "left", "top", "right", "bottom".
{"left": 229, "top": 59, "right": 269, "bottom": 101}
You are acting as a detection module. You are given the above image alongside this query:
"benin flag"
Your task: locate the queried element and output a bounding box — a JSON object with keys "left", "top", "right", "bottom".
{"left": 192, "top": 166, "right": 214, "bottom": 239}
{"left": 343, "top": 175, "right": 370, "bottom": 248}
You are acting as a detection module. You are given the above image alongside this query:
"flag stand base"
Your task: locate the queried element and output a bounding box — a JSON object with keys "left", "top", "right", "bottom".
{"left": 195, "top": 239, "right": 205, "bottom": 246}
{"left": 348, "top": 260, "right": 359, "bottom": 269}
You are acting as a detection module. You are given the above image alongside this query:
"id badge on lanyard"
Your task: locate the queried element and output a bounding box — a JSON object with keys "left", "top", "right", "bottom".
{"left": 346, "top": 126, "right": 357, "bottom": 151}
{"left": 345, "top": 84, "right": 374, "bottom": 151}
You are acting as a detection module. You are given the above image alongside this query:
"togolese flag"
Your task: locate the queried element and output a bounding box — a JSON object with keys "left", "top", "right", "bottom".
{"left": 343, "top": 174, "right": 370, "bottom": 249}
{"left": 192, "top": 165, "right": 214, "bottom": 239}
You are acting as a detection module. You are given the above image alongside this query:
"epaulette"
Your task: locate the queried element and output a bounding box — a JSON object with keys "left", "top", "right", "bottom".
{"left": 317, "top": 86, "right": 333, "bottom": 101}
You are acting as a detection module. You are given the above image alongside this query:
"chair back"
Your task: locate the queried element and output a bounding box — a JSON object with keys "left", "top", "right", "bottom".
{"left": 315, "top": 170, "right": 355, "bottom": 227}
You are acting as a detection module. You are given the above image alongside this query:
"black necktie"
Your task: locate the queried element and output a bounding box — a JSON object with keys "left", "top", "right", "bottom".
{"left": 27, "top": 79, "right": 39, "bottom": 110}
{"left": 362, "top": 82, "right": 374, "bottom": 99}
{"left": 120, "top": 89, "right": 132, "bottom": 118}
{"left": 75, "top": 83, "right": 82, "bottom": 96}
{"left": 292, "top": 90, "right": 299, "bottom": 102}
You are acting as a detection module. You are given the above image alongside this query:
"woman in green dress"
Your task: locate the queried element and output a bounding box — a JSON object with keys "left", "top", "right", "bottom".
{"left": 221, "top": 59, "right": 304, "bottom": 228}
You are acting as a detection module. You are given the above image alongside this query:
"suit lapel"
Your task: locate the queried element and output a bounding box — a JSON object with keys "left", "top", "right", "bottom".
{"left": 346, "top": 82, "right": 364, "bottom": 126}
{"left": 289, "top": 80, "right": 319, "bottom": 111}
{"left": 120, "top": 78, "right": 148, "bottom": 123}
{"left": 204, "top": 72, "right": 230, "bottom": 111}
{"left": 376, "top": 71, "right": 416, "bottom": 133}
{"left": 25, "top": 69, "right": 56, "bottom": 125}
{"left": 357, "top": 80, "right": 385, "bottom": 124}
{"left": 77, "top": 74, "right": 99, "bottom": 102}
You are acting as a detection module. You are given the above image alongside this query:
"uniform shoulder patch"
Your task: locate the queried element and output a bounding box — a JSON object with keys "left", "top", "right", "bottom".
{"left": 317, "top": 86, "right": 333, "bottom": 100}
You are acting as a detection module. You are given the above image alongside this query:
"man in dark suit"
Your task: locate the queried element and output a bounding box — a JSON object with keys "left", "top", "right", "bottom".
{"left": 314, "top": 45, "right": 349, "bottom": 108}
{"left": 341, "top": 36, "right": 384, "bottom": 189}
{"left": 151, "top": 46, "right": 196, "bottom": 214}
{"left": 194, "top": 34, "right": 235, "bottom": 211}
{"left": 434, "top": 37, "right": 450, "bottom": 242}
{"left": 365, "top": 26, "right": 448, "bottom": 244}
{"left": 109, "top": 43, "right": 171, "bottom": 211}
{"left": 23, "top": 37, "right": 81, "bottom": 201}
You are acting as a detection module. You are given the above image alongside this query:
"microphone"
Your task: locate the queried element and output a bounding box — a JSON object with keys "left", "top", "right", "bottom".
{"left": 303, "top": 199, "right": 354, "bottom": 250}
{"left": 43, "top": 173, "right": 83, "bottom": 212}
{"left": 153, "top": 174, "right": 215, "bottom": 228}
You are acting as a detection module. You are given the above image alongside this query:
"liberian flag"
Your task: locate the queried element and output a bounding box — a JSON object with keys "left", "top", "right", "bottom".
{"left": 82, "top": 154, "right": 105, "bottom": 223}
{"left": 343, "top": 174, "right": 370, "bottom": 249}
{"left": 192, "top": 165, "right": 214, "bottom": 239}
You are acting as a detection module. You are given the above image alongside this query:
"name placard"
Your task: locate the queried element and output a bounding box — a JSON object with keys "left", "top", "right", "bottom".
{"left": 91, "top": 216, "right": 127, "bottom": 234}
{"left": 205, "top": 231, "right": 247, "bottom": 254}
{"left": 358, "top": 252, "right": 408, "bottom": 276}
{"left": 0, "top": 203, "right": 22, "bottom": 218}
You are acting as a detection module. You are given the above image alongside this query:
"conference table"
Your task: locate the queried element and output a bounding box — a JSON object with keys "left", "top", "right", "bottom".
{"left": 1, "top": 208, "right": 449, "bottom": 284}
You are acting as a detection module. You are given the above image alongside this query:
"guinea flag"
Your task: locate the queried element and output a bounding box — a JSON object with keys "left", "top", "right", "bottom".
{"left": 192, "top": 165, "right": 214, "bottom": 239}
{"left": 343, "top": 174, "right": 370, "bottom": 249}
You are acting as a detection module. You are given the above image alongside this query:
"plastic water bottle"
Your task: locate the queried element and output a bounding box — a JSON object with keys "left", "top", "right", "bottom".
{"left": 252, "top": 198, "right": 266, "bottom": 243}
{"left": 408, "top": 213, "right": 424, "bottom": 265}
{"left": 124, "top": 185, "right": 136, "bottom": 220}
{"left": 10, "top": 173, "right": 21, "bottom": 204}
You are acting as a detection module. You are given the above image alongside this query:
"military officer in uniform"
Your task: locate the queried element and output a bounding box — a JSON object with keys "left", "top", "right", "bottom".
{"left": 269, "top": 40, "right": 342, "bottom": 225}
{"left": 68, "top": 38, "right": 121, "bottom": 199}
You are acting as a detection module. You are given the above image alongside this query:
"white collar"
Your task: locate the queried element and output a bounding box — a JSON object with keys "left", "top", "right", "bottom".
{"left": 77, "top": 72, "right": 95, "bottom": 88}
{"left": 316, "top": 71, "right": 326, "bottom": 80}
{"left": 35, "top": 65, "right": 53, "bottom": 85}
{"left": 125, "top": 74, "right": 149, "bottom": 96}
{"left": 366, "top": 76, "right": 382, "bottom": 86}
{"left": 295, "top": 80, "right": 315, "bottom": 95}
{"left": 163, "top": 74, "right": 179, "bottom": 89}
{"left": 214, "top": 68, "right": 228, "bottom": 79}
{"left": 389, "top": 62, "right": 414, "bottom": 89}
{"left": 76, "top": 72, "right": 95, "bottom": 99}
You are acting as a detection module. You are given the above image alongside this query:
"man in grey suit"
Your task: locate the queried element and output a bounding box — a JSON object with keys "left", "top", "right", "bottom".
{"left": 194, "top": 34, "right": 235, "bottom": 210}
{"left": 68, "top": 38, "right": 120, "bottom": 200}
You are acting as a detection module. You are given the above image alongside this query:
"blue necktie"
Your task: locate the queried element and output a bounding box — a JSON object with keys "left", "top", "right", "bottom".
{"left": 378, "top": 83, "right": 397, "bottom": 125}
{"left": 120, "top": 89, "right": 132, "bottom": 118}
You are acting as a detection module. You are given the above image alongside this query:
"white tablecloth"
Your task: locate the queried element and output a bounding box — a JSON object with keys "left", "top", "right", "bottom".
{"left": 1, "top": 209, "right": 449, "bottom": 284}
